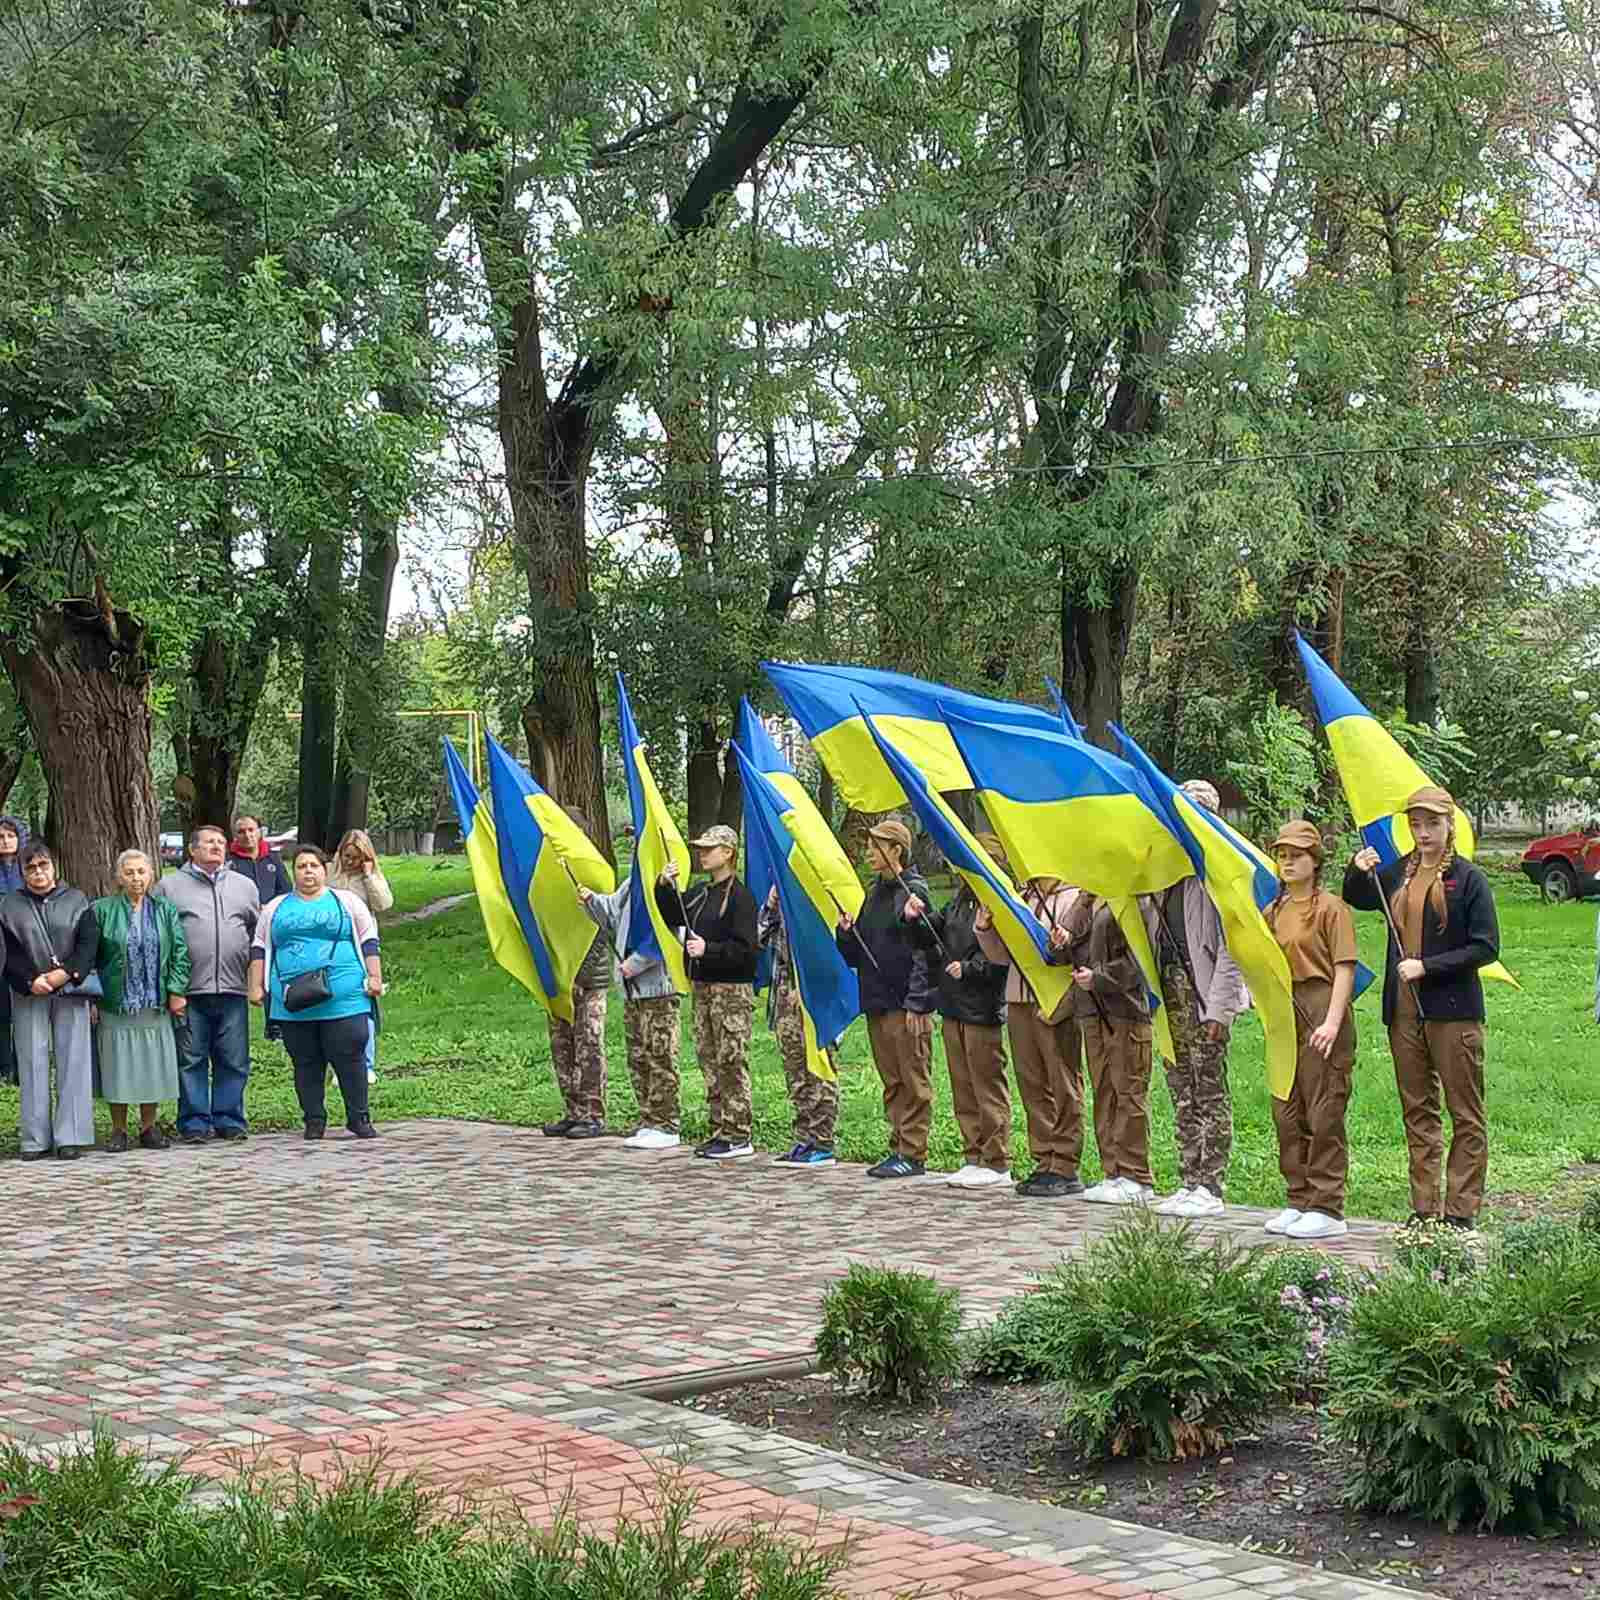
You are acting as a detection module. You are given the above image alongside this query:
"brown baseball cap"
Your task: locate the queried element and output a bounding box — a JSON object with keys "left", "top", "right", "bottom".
{"left": 1404, "top": 785, "right": 1454, "bottom": 817}
{"left": 867, "top": 818, "right": 913, "bottom": 854}
{"left": 1270, "top": 820, "right": 1324, "bottom": 856}
{"left": 688, "top": 824, "right": 739, "bottom": 849}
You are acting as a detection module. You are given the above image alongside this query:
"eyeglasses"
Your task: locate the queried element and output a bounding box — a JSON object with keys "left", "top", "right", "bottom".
{"left": 23, "top": 862, "right": 51, "bottom": 874}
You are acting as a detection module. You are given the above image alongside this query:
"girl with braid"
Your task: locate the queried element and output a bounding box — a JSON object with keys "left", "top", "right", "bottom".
{"left": 1264, "top": 821, "right": 1358, "bottom": 1239}
{"left": 1346, "top": 786, "right": 1500, "bottom": 1228}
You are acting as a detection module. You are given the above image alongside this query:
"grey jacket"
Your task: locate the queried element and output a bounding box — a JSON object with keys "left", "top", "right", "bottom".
{"left": 1149, "top": 878, "right": 1247, "bottom": 1028}
{"left": 582, "top": 882, "right": 677, "bottom": 1002}
{"left": 152, "top": 864, "right": 260, "bottom": 996}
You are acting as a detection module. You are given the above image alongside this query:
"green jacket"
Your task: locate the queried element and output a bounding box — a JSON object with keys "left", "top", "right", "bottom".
{"left": 92, "top": 894, "right": 191, "bottom": 1014}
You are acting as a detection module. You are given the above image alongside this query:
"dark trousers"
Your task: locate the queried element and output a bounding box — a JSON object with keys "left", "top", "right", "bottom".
{"left": 280, "top": 1013, "right": 371, "bottom": 1130}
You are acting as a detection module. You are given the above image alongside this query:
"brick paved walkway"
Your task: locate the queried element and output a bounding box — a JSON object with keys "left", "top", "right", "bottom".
{"left": 3, "top": 1120, "right": 1428, "bottom": 1600}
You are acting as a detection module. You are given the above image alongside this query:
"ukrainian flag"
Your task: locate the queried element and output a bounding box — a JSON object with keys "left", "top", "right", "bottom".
{"left": 859, "top": 707, "right": 1073, "bottom": 1020}
{"left": 616, "top": 672, "right": 692, "bottom": 995}
{"left": 481, "top": 733, "right": 616, "bottom": 1020}
{"left": 1294, "top": 632, "right": 1514, "bottom": 986}
{"left": 731, "top": 739, "right": 860, "bottom": 1083}
{"left": 1113, "top": 724, "right": 1299, "bottom": 1100}
{"left": 941, "top": 709, "right": 1192, "bottom": 895}
{"left": 763, "top": 661, "right": 1061, "bottom": 812}
{"left": 1044, "top": 676, "right": 1084, "bottom": 739}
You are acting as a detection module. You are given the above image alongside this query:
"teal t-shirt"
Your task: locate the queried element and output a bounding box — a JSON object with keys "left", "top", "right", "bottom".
{"left": 268, "top": 890, "right": 369, "bottom": 1023}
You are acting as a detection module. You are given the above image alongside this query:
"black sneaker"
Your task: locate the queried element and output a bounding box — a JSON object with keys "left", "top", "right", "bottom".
{"left": 304, "top": 1121, "right": 326, "bottom": 1141}
{"left": 349, "top": 1121, "right": 379, "bottom": 1140}
{"left": 542, "top": 1117, "right": 578, "bottom": 1138}
{"left": 1016, "top": 1170, "right": 1080, "bottom": 1198}
{"left": 18, "top": 1150, "right": 49, "bottom": 1162}
{"left": 563, "top": 1119, "right": 605, "bottom": 1140}
{"left": 139, "top": 1127, "right": 171, "bottom": 1151}
{"left": 107, "top": 1130, "right": 131, "bottom": 1154}
{"left": 181, "top": 1129, "right": 213, "bottom": 1145}
{"left": 54, "top": 1145, "right": 80, "bottom": 1161}
{"left": 866, "top": 1154, "right": 925, "bottom": 1179}
{"left": 215, "top": 1127, "right": 248, "bottom": 1142}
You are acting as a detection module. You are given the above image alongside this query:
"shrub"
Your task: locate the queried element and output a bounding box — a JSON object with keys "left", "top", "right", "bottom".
{"left": 1495, "top": 1218, "right": 1600, "bottom": 1274}
{"left": 964, "top": 1280, "right": 1073, "bottom": 1385}
{"left": 1031, "top": 1218, "right": 1306, "bottom": 1460}
{"left": 1326, "top": 1247, "right": 1600, "bottom": 1533}
{"left": 0, "top": 1433, "right": 852, "bottom": 1599}
{"left": 1392, "top": 1215, "right": 1483, "bottom": 1281}
{"left": 814, "top": 1264, "right": 962, "bottom": 1403}
{"left": 1579, "top": 1183, "right": 1600, "bottom": 1237}
{"left": 1255, "top": 1249, "right": 1368, "bottom": 1386}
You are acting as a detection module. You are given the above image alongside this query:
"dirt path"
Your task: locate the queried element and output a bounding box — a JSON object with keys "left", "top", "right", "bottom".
{"left": 392, "top": 892, "right": 475, "bottom": 922}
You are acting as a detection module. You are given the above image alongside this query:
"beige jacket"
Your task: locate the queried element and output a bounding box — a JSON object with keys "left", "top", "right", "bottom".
{"left": 329, "top": 865, "right": 394, "bottom": 915}
{"left": 975, "top": 882, "right": 1080, "bottom": 1008}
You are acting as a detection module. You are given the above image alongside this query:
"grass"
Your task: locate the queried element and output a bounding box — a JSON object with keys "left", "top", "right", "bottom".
{"left": 0, "top": 1430, "right": 852, "bottom": 1599}
{"left": 0, "top": 854, "right": 1595, "bottom": 1221}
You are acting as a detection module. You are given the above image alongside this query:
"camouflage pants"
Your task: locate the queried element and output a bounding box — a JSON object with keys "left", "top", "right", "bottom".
{"left": 550, "top": 985, "right": 608, "bottom": 1122}
{"left": 774, "top": 982, "right": 839, "bottom": 1149}
{"left": 692, "top": 982, "right": 755, "bottom": 1144}
{"left": 623, "top": 996, "right": 682, "bottom": 1133}
{"left": 1160, "top": 963, "right": 1233, "bottom": 1196}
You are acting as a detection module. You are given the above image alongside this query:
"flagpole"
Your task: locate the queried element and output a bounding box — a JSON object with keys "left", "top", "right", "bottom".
{"left": 782, "top": 828, "right": 880, "bottom": 970}
{"left": 894, "top": 869, "right": 947, "bottom": 957}
{"left": 1368, "top": 865, "right": 1428, "bottom": 1022}
{"left": 661, "top": 826, "right": 698, "bottom": 979}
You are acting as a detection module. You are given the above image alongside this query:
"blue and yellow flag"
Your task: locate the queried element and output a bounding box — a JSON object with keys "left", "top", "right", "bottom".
{"left": 440, "top": 737, "right": 543, "bottom": 1006}
{"left": 1294, "top": 632, "right": 1514, "bottom": 986}
{"left": 1113, "top": 724, "right": 1298, "bottom": 1100}
{"left": 616, "top": 672, "right": 692, "bottom": 995}
{"left": 1043, "top": 676, "right": 1084, "bottom": 740}
{"left": 483, "top": 734, "right": 615, "bottom": 1020}
{"left": 731, "top": 739, "right": 860, "bottom": 1083}
{"left": 763, "top": 661, "right": 1060, "bottom": 812}
{"left": 859, "top": 707, "right": 1073, "bottom": 1019}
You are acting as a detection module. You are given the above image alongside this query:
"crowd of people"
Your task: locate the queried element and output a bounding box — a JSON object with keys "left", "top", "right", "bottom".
{"left": 565, "top": 782, "right": 1500, "bottom": 1240}
{"left": 5, "top": 818, "right": 388, "bottom": 1159}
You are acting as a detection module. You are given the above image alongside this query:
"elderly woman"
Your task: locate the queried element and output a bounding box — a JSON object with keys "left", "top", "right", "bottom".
{"left": 330, "top": 829, "right": 393, "bottom": 1086}
{"left": 0, "top": 814, "right": 26, "bottom": 1085}
{"left": 0, "top": 841, "right": 98, "bottom": 1160}
{"left": 248, "top": 844, "right": 385, "bottom": 1140}
{"left": 93, "top": 848, "right": 191, "bottom": 1152}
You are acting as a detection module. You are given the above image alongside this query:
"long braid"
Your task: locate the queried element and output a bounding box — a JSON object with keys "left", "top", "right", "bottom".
{"left": 1430, "top": 825, "right": 1457, "bottom": 934}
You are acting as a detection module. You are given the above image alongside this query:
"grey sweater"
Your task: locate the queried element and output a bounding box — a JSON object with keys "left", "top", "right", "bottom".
{"left": 152, "top": 864, "right": 260, "bottom": 996}
{"left": 582, "top": 882, "right": 677, "bottom": 1002}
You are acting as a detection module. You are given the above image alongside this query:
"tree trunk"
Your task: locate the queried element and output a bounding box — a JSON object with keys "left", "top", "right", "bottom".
{"left": 1405, "top": 623, "right": 1439, "bottom": 726}
{"left": 297, "top": 530, "right": 343, "bottom": 846}
{"left": 0, "top": 750, "right": 23, "bottom": 814}
{"left": 1061, "top": 565, "right": 1138, "bottom": 749}
{"left": 331, "top": 514, "right": 401, "bottom": 837}
{"left": 175, "top": 624, "right": 278, "bottom": 835}
{"left": 686, "top": 719, "right": 723, "bottom": 840}
{"left": 1, "top": 598, "right": 161, "bottom": 896}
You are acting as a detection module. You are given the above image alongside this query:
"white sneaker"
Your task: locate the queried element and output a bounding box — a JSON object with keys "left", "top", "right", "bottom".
{"left": 623, "top": 1127, "right": 681, "bottom": 1151}
{"left": 1286, "top": 1209, "right": 1348, "bottom": 1240}
{"left": 1154, "top": 1187, "right": 1194, "bottom": 1216}
{"left": 947, "top": 1164, "right": 984, "bottom": 1187}
{"left": 1182, "top": 1185, "right": 1225, "bottom": 1218}
{"left": 1082, "top": 1179, "right": 1118, "bottom": 1203}
{"left": 706, "top": 1141, "right": 755, "bottom": 1160}
{"left": 1103, "top": 1178, "right": 1154, "bottom": 1206}
{"left": 1263, "top": 1207, "right": 1302, "bottom": 1234}
{"left": 964, "top": 1167, "right": 1011, "bottom": 1188}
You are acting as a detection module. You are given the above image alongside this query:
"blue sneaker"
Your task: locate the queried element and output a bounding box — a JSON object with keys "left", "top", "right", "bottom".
{"left": 793, "top": 1146, "right": 836, "bottom": 1170}
{"left": 774, "top": 1141, "right": 810, "bottom": 1165}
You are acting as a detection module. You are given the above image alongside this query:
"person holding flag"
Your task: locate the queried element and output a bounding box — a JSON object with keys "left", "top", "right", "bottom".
{"left": 1063, "top": 890, "right": 1156, "bottom": 1205}
{"left": 906, "top": 836, "right": 1013, "bottom": 1189}
{"left": 657, "top": 825, "right": 760, "bottom": 1161}
{"left": 1264, "top": 821, "right": 1360, "bottom": 1240}
{"left": 758, "top": 889, "right": 839, "bottom": 1168}
{"left": 542, "top": 805, "right": 611, "bottom": 1140}
{"left": 837, "top": 818, "right": 935, "bottom": 1180}
{"left": 1150, "top": 779, "right": 1248, "bottom": 1220}
{"left": 1346, "top": 787, "right": 1500, "bottom": 1228}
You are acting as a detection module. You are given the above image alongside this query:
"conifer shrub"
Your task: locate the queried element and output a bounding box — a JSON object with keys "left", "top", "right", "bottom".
{"left": 815, "top": 1264, "right": 962, "bottom": 1402}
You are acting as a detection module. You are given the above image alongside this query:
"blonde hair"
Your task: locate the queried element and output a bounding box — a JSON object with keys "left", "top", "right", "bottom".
{"left": 336, "top": 828, "right": 376, "bottom": 867}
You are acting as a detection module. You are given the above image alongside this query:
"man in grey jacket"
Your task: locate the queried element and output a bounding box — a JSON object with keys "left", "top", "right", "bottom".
{"left": 578, "top": 878, "right": 682, "bottom": 1151}
{"left": 152, "top": 824, "right": 260, "bottom": 1142}
{"left": 1150, "top": 780, "right": 1249, "bottom": 1218}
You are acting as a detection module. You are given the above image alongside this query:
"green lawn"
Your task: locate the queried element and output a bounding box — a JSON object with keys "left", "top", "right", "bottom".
{"left": 2, "top": 855, "right": 1596, "bottom": 1221}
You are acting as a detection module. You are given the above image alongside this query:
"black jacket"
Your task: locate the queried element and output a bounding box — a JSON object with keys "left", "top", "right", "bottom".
{"left": 655, "top": 875, "right": 758, "bottom": 985}
{"left": 912, "top": 886, "right": 1007, "bottom": 1025}
{"left": 839, "top": 872, "right": 930, "bottom": 1015}
{"left": 228, "top": 851, "right": 291, "bottom": 904}
{"left": 0, "top": 885, "right": 97, "bottom": 996}
{"left": 1342, "top": 856, "right": 1499, "bottom": 1026}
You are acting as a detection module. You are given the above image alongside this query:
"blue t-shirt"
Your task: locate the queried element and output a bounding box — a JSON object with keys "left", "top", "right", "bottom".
{"left": 267, "top": 891, "right": 369, "bottom": 1023}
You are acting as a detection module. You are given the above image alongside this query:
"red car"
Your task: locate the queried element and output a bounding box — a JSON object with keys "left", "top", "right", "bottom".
{"left": 1521, "top": 823, "right": 1600, "bottom": 902}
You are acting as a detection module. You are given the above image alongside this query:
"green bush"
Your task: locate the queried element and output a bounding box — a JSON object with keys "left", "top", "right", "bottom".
{"left": 1392, "top": 1215, "right": 1483, "bottom": 1281}
{"left": 1326, "top": 1247, "right": 1600, "bottom": 1533}
{"left": 1028, "top": 1218, "right": 1305, "bottom": 1460}
{"left": 814, "top": 1264, "right": 962, "bottom": 1402}
{"left": 965, "top": 1280, "right": 1073, "bottom": 1385}
{"left": 0, "top": 1432, "right": 851, "bottom": 1599}
{"left": 1495, "top": 1218, "right": 1600, "bottom": 1274}
{"left": 1579, "top": 1184, "right": 1600, "bottom": 1236}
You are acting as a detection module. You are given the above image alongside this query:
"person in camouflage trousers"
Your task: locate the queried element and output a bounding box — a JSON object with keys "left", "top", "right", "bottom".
{"left": 1150, "top": 780, "right": 1248, "bottom": 1218}
{"left": 544, "top": 807, "right": 612, "bottom": 1139}
{"left": 657, "top": 825, "right": 759, "bottom": 1160}
{"left": 759, "top": 888, "right": 839, "bottom": 1168}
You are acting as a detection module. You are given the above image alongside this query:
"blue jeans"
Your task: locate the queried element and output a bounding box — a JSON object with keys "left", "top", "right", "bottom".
{"left": 178, "top": 994, "right": 250, "bottom": 1135}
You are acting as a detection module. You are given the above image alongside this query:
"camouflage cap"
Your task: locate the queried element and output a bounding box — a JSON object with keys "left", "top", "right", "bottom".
{"left": 688, "top": 824, "right": 739, "bottom": 850}
{"left": 1180, "top": 779, "right": 1221, "bottom": 813}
